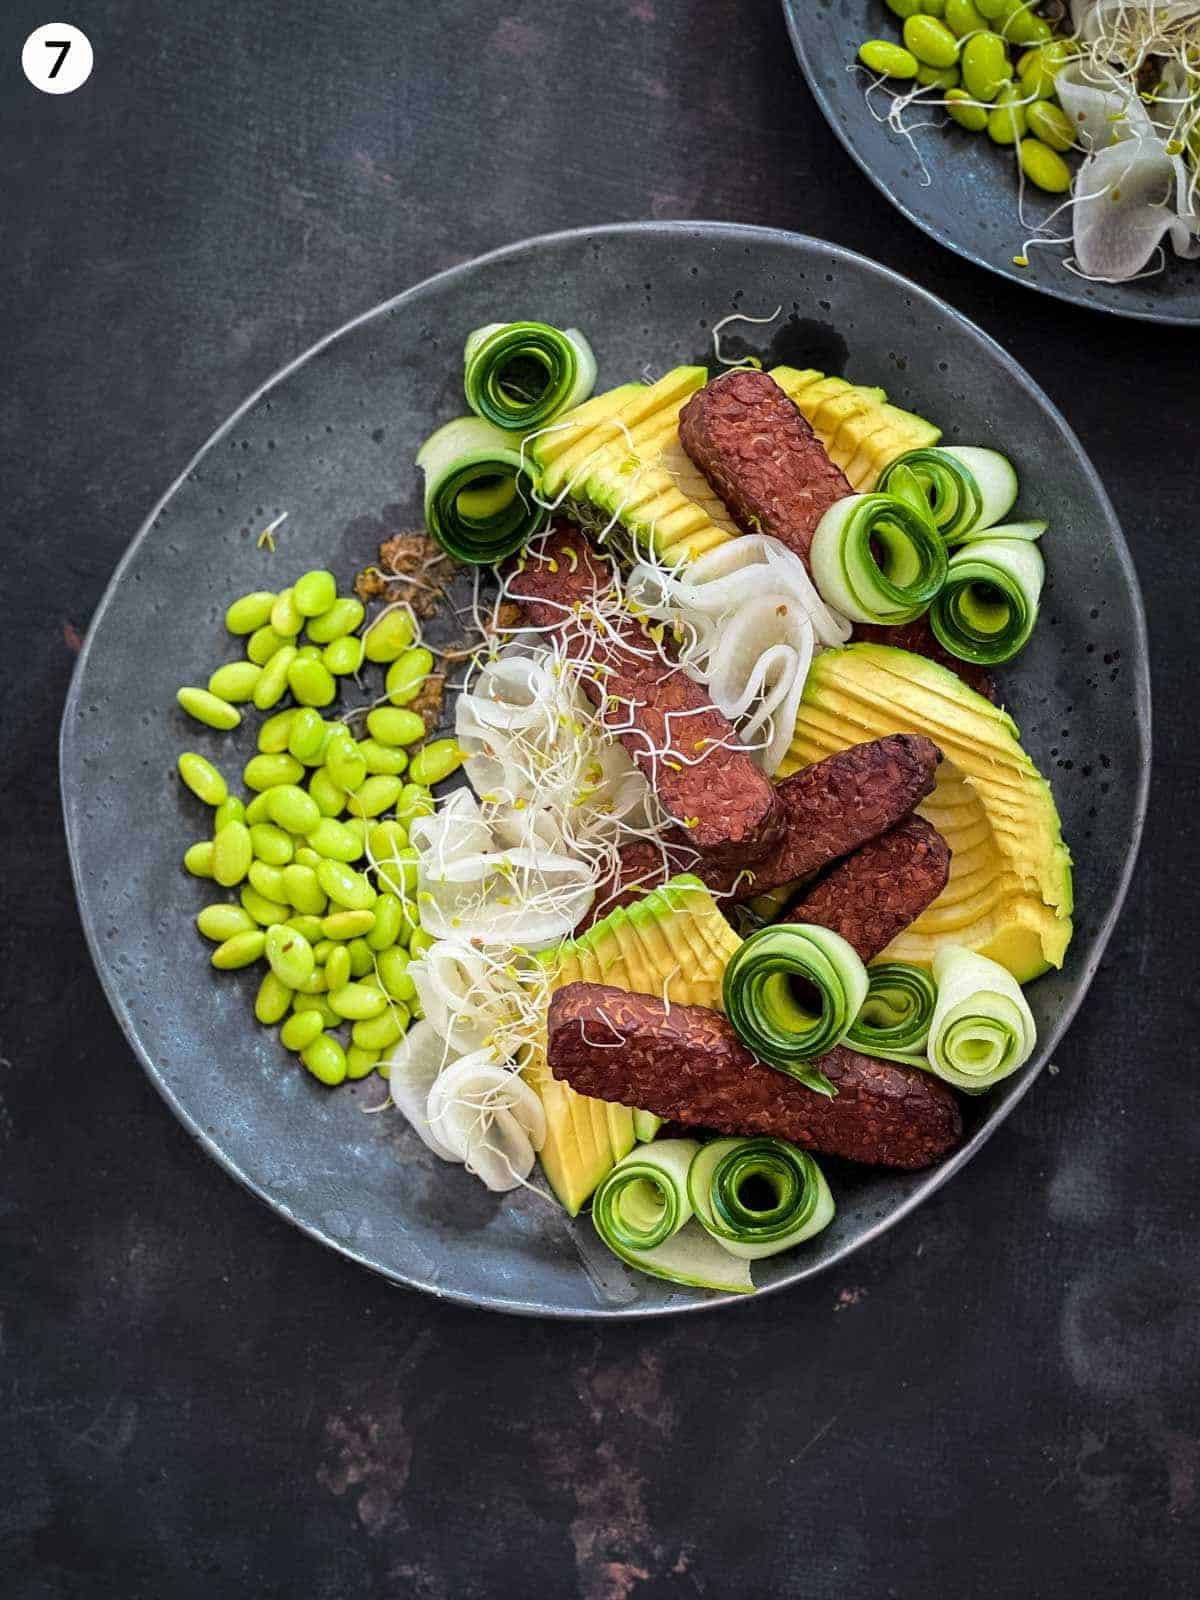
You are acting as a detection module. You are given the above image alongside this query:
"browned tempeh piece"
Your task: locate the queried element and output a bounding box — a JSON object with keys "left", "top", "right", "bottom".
{"left": 547, "top": 983, "right": 962, "bottom": 1170}
{"left": 677, "top": 369, "right": 853, "bottom": 564}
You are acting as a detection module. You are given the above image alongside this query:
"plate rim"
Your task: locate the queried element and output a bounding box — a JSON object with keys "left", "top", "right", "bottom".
{"left": 59, "top": 219, "right": 1152, "bottom": 1318}
{"left": 781, "top": 0, "right": 1200, "bottom": 327}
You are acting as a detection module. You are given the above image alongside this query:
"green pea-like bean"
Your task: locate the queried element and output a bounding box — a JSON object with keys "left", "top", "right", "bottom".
{"left": 178, "top": 752, "right": 228, "bottom": 807}
{"left": 366, "top": 893, "right": 403, "bottom": 952}
{"left": 374, "top": 844, "right": 418, "bottom": 899}
{"left": 407, "top": 739, "right": 463, "bottom": 789}
{"left": 377, "top": 946, "right": 417, "bottom": 1003}
{"left": 988, "top": 80, "right": 1027, "bottom": 143}
{"left": 346, "top": 1045, "right": 380, "bottom": 1081}
{"left": 225, "top": 590, "right": 277, "bottom": 635}
{"left": 264, "top": 784, "right": 321, "bottom": 834}
{"left": 254, "top": 710, "right": 293, "bottom": 755}
{"left": 917, "top": 62, "right": 960, "bottom": 88}
{"left": 207, "top": 661, "right": 263, "bottom": 703}
{"left": 264, "top": 923, "right": 317, "bottom": 989}
{"left": 884, "top": 0, "right": 922, "bottom": 15}
{"left": 394, "top": 784, "right": 434, "bottom": 824}
{"left": 998, "top": 1, "right": 1050, "bottom": 45}
{"left": 362, "top": 608, "right": 415, "bottom": 663}
{"left": 293, "top": 569, "right": 337, "bottom": 618}
{"left": 385, "top": 647, "right": 434, "bottom": 707}
{"left": 243, "top": 791, "right": 273, "bottom": 825}
{"left": 357, "top": 740, "right": 408, "bottom": 777}
{"left": 280, "top": 1009, "right": 324, "bottom": 1052}
{"left": 284, "top": 706, "right": 325, "bottom": 763}
{"left": 213, "top": 796, "right": 245, "bottom": 831}
{"left": 1018, "top": 39, "right": 1073, "bottom": 98}
{"left": 287, "top": 656, "right": 337, "bottom": 709}
{"left": 177, "top": 686, "right": 241, "bottom": 731}
{"left": 292, "top": 992, "right": 340, "bottom": 1027}
{"left": 244, "top": 753, "right": 305, "bottom": 792}
{"left": 285, "top": 913, "right": 324, "bottom": 943}
{"left": 247, "top": 822, "right": 293, "bottom": 867}
{"left": 364, "top": 707, "right": 423, "bottom": 747}
{"left": 196, "top": 903, "right": 257, "bottom": 942}
{"left": 307, "top": 766, "right": 346, "bottom": 818}
{"left": 343, "top": 816, "right": 367, "bottom": 845}
{"left": 252, "top": 644, "right": 298, "bottom": 711}
{"left": 282, "top": 863, "right": 327, "bottom": 915}
{"left": 921, "top": 0, "right": 946, "bottom": 14}
{"left": 312, "top": 938, "right": 336, "bottom": 964}
{"left": 248, "top": 859, "right": 290, "bottom": 905}
{"left": 325, "top": 730, "right": 367, "bottom": 791}
{"left": 322, "top": 636, "right": 364, "bottom": 676}
{"left": 212, "top": 820, "right": 253, "bottom": 887}
{"left": 301, "top": 1032, "right": 348, "bottom": 1086}
{"left": 858, "top": 40, "right": 919, "bottom": 77}
{"left": 347, "top": 937, "right": 375, "bottom": 978}
{"left": 961, "top": 32, "right": 1010, "bottom": 101}
{"left": 1026, "top": 99, "right": 1074, "bottom": 150}
{"left": 328, "top": 982, "right": 388, "bottom": 1021}
{"left": 293, "top": 846, "right": 322, "bottom": 870}
{"left": 184, "top": 841, "right": 216, "bottom": 877}
{"left": 306, "top": 816, "right": 365, "bottom": 862}
{"left": 322, "top": 909, "right": 376, "bottom": 940}
{"left": 346, "top": 775, "right": 403, "bottom": 819}
{"left": 324, "top": 944, "right": 352, "bottom": 991}
{"left": 352, "top": 1008, "right": 407, "bottom": 1052}
{"left": 246, "top": 625, "right": 289, "bottom": 666}
{"left": 316, "top": 858, "right": 376, "bottom": 911}
{"left": 240, "top": 883, "right": 291, "bottom": 926}
{"left": 902, "top": 14, "right": 958, "bottom": 69}
{"left": 306, "top": 596, "right": 365, "bottom": 644}
{"left": 1018, "top": 136, "right": 1072, "bottom": 191}
{"left": 255, "top": 970, "right": 294, "bottom": 1025}
{"left": 974, "top": 0, "right": 1006, "bottom": 15}
{"left": 211, "top": 929, "right": 266, "bottom": 970}
{"left": 368, "top": 820, "right": 409, "bottom": 863}
{"left": 269, "top": 587, "right": 304, "bottom": 637}
{"left": 944, "top": 0, "right": 984, "bottom": 33}
{"left": 408, "top": 926, "right": 435, "bottom": 960}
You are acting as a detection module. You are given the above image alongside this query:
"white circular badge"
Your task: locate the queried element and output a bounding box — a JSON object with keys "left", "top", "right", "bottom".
{"left": 22, "top": 23, "right": 93, "bottom": 94}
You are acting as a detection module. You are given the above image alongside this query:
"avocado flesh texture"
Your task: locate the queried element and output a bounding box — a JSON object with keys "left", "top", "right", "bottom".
{"left": 780, "top": 645, "right": 1073, "bottom": 982}
{"left": 770, "top": 367, "right": 941, "bottom": 491}
{"left": 525, "top": 876, "right": 741, "bottom": 1214}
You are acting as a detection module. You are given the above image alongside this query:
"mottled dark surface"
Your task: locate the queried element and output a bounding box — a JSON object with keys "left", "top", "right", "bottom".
{"left": 3, "top": 0, "right": 1197, "bottom": 1595}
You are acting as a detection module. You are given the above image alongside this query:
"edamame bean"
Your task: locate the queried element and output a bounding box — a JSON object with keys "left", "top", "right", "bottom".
{"left": 1026, "top": 99, "right": 1074, "bottom": 150}
{"left": 346, "top": 776, "right": 403, "bottom": 819}
{"left": 358, "top": 740, "right": 407, "bottom": 777}
{"left": 243, "top": 791, "right": 273, "bottom": 825}
{"left": 374, "top": 844, "right": 418, "bottom": 898}
{"left": 184, "top": 841, "right": 215, "bottom": 877}
{"left": 961, "top": 31, "right": 1010, "bottom": 101}
{"left": 329, "top": 983, "right": 388, "bottom": 1021}
{"left": 346, "top": 1046, "right": 380, "bottom": 1081}
{"left": 997, "top": 1, "right": 1050, "bottom": 45}
{"left": 366, "top": 707, "right": 426, "bottom": 747}
{"left": 213, "top": 796, "right": 245, "bottom": 831}
{"left": 178, "top": 752, "right": 228, "bottom": 807}
{"left": 286, "top": 706, "right": 326, "bottom": 762}
{"left": 207, "top": 661, "right": 263, "bottom": 703}
{"left": 301, "top": 1033, "right": 347, "bottom": 1086}
{"left": 945, "top": 0, "right": 984, "bottom": 33}
{"left": 322, "top": 636, "right": 364, "bottom": 676}
{"left": 352, "top": 1009, "right": 407, "bottom": 1051}
{"left": 285, "top": 914, "right": 324, "bottom": 943}
{"left": 287, "top": 656, "right": 337, "bottom": 708}
{"left": 293, "top": 846, "right": 322, "bottom": 870}
{"left": 255, "top": 971, "right": 294, "bottom": 1025}
{"left": 857, "top": 40, "right": 919, "bottom": 78}
{"left": 917, "top": 62, "right": 960, "bottom": 88}
{"left": 244, "top": 753, "right": 305, "bottom": 791}
{"left": 211, "top": 929, "right": 266, "bottom": 969}
{"left": 306, "top": 596, "right": 365, "bottom": 644}
{"left": 385, "top": 647, "right": 434, "bottom": 706}
{"left": 347, "top": 938, "right": 374, "bottom": 978}
{"left": 264, "top": 923, "right": 316, "bottom": 989}
{"left": 325, "top": 730, "right": 367, "bottom": 791}
{"left": 240, "top": 884, "right": 290, "bottom": 926}
{"left": 407, "top": 739, "right": 463, "bottom": 788}
{"left": 196, "top": 903, "right": 257, "bottom": 942}
{"left": 307, "top": 816, "right": 364, "bottom": 862}
{"left": 292, "top": 992, "right": 340, "bottom": 1027}
{"left": 252, "top": 644, "right": 298, "bottom": 711}
{"left": 903, "top": 15, "right": 958, "bottom": 69}
{"left": 248, "top": 822, "right": 294, "bottom": 866}
{"left": 394, "top": 784, "right": 434, "bottom": 824}
{"left": 408, "top": 926, "right": 435, "bottom": 960}
{"left": 378, "top": 946, "right": 417, "bottom": 1003}
{"left": 280, "top": 1009, "right": 324, "bottom": 1052}
{"left": 248, "top": 860, "right": 290, "bottom": 905}
{"left": 177, "top": 686, "right": 241, "bottom": 731}
{"left": 343, "top": 816, "right": 367, "bottom": 846}
{"left": 293, "top": 569, "right": 337, "bottom": 618}
{"left": 1018, "top": 136, "right": 1071, "bottom": 191}
{"left": 1018, "top": 39, "right": 1072, "bottom": 98}
{"left": 296, "top": 644, "right": 321, "bottom": 662}
{"left": 988, "top": 81, "right": 1027, "bottom": 143}
{"left": 316, "top": 859, "right": 376, "bottom": 911}
{"left": 368, "top": 820, "right": 409, "bottom": 863}
{"left": 225, "top": 591, "right": 276, "bottom": 634}
{"left": 269, "top": 587, "right": 303, "bottom": 636}
{"left": 974, "top": 0, "right": 1007, "bottom": 15}
{"left": 283, "top": 863, "right": 327, "bottom": 915}
{"left": 212, "top": 820, "right": 253, "bottom": 887}
{"left": 366, "top": 893, "right": 403, "bottom": 952}
{"left": 312, "top": 939, "right": 336, "bottom": 964}
{"left": 256, "top": 709, "right": 295, "bottom": 754}
{"left": 884, "top": 0, "right": 922, "bottom": 15}
{"left": 308, "top": 766, "right": 346, "bottom": 818}
{"left": 321, "top": 909, "right": 376, "bottom": 940}
{"left": 246, "top": 625, "right": 289, "bottom": 666}
{"left": 264, "top": 784, "right": 321, "bottom": 834}
{"left": 324, "top": 944, "right": 352, "bottom": 991}
{"left": 302, "top": 723, "right": 339, "bottom": 768}
{"left": 921, "top": 0, "right": 946, "bottom": 13}
{"left": 362, "top": 608, "right": 415, "bottom": 663}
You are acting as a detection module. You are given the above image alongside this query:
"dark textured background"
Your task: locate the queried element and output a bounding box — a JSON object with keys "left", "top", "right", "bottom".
{"left": 3, "top": 1, "right": 1196, "bottom": 1595}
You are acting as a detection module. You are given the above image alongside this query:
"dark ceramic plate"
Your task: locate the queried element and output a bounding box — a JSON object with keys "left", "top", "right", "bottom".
{"left": 783, "top": 0, "right": 1200, "bottom": 324}
{"left": 61, "top": 222, "right": 1149, "bottom": 1318}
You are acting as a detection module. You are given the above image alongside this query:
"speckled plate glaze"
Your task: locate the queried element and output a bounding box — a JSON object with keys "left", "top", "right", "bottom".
{"left": 61, "top": 222, "right": 1149, "bottom": 1318}
{"left": 783, "top": 1, "right": 1200, "bottom": 324}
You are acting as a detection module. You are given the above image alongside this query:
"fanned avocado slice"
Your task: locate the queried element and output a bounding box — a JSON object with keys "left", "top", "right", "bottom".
{"left": 770, "top": 367, "right": 940, "bottom": 491}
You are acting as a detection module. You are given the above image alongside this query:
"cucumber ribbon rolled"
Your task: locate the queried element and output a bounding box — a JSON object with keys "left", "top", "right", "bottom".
{"left": 722, "top": 923, "right": 869, "bottom": 1095}
{"left": 688, "top": 1138, "right": 834, "bottom": 1260}
{"left": 926, "top": 945, "right": 1037, "bottom": 1094}
{"left": 416, "top": 415, "right": 547, "bottom": 564}
{"left": 846, "top": 962, "right": 937, "bottom": 1064}
{"left": 929, "top": 535, "right": 1045, "bottom": 665}
{"left": 810, "top": 493, "right": 948, "bottom": 625}
{"left": 463, "top": 321, "right": 597, "bottom": 432}
{"left": 590, "top": 1140, "right": 754, "bottom": 1293}
{"left": 878, "top": 446, "right": 1019, "bottom": 545}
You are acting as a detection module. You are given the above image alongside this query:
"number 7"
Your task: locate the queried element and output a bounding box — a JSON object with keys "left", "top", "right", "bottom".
{"left": 45, "top": 40, "right": 71, "bottom": 79}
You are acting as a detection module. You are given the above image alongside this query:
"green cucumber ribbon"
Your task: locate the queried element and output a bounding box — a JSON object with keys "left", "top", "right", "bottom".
{"left": 416, "top": 415, "right": 546, "bottom": 565}
{"left": 877, "top": 446, "right": 1019, "bottom": 545}
{"left": 846, "top": 962, "right": 937, "bottom": 1064}
{"left": 810, "top": 493, "right": 948, "bottom": 625}
{"left": 590, "top": 1140, "right": 753, "bottom": 1293}
{"left": 722, "top": 923, "right": 869, "bottom": 1094}
{"left": 688, "top": 1138, "right": 834, "bottom": 1260}
{"left": 926, "top": 945, "right": 1037, "bottom": 1094}
{"left": 463, "top": 321, "right": 597, "bottom": 432}
{"left": 929, "top": 535, "right": 1045, "bottom": 665}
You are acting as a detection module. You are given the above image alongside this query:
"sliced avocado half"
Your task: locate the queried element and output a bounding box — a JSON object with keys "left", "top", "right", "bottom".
{"left": 770, "top": 367, "right": 941, "bottom": 492}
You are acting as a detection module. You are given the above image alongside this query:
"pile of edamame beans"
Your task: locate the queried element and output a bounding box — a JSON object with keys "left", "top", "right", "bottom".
{"left": 859, "top": 1, "right": 1078, "bottom": 195}
{"left": 176, "top": 570, "right": 464, "bottom": 1089}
